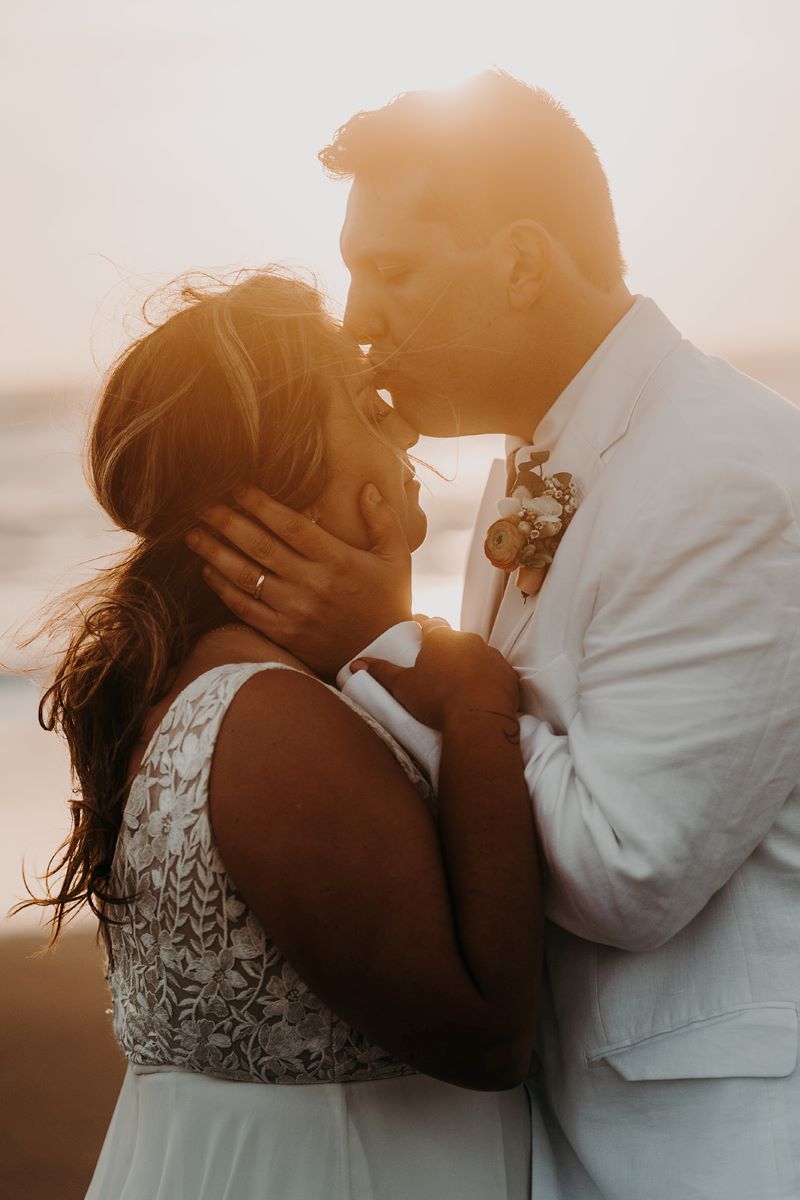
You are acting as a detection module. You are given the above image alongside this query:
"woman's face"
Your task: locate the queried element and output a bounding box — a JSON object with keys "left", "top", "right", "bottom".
{"left": 314, "top": 384, "right": 427, "bottom": 552}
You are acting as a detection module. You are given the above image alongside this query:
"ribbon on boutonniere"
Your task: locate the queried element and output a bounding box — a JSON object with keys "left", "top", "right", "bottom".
{"left": 483, "top": 449, "right": 578, "bottom": 600}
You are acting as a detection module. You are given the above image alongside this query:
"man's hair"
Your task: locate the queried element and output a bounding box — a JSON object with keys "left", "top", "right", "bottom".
{"left": 320, "top": 70, "right": 625, "bottom": 291}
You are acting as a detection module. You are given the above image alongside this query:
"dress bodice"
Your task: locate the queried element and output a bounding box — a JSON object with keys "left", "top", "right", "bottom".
{"left": 107, "top": 661, "right": 432, "bottom": 1085}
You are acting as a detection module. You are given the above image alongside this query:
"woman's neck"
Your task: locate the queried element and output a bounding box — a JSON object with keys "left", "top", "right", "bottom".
{"left": 127, "top": 624, "right": 312, "bottom": 784}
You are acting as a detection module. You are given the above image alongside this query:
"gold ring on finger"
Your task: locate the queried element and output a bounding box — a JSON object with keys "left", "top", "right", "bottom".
{"left": 253, "top": 572, "right": 266, "bottom": 601}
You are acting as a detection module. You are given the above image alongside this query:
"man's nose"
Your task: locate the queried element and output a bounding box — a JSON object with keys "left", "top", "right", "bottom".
{"left": 396, "top": 414, "right": 420, "bottom": 451}
{"left": 343, "top": 288, "right": 388, "bottom": 348}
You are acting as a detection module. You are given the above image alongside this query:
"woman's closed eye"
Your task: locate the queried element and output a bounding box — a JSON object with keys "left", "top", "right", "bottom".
{"left": 376, "top": 263, "right": 410, "bottom": 284}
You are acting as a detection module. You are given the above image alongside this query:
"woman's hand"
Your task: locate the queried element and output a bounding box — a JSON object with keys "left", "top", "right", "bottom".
{"left": 353, "top": 621, "right": 521, "bottom": 732}
{"left": 185, "top": 484, "right": 412, "bottom": 680}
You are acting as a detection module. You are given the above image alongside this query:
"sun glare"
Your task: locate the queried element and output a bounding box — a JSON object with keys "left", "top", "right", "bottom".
{"left": 1, "top": 0, "right": 798, "bottom": 389}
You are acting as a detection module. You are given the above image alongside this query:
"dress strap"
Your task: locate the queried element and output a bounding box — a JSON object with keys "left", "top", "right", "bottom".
{"left": 141, "top": 661, "right": 307, "bottom": 780}
{"left": 140, "top": 659, "right": 432, "bottom": 803}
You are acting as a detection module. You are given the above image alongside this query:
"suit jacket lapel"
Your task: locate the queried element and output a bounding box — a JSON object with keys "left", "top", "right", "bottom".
{"left": 488, "top": 570, "right": 535, "bottom": 654}
{"left": 460, "top": 457, "right": 507, "bottom": 637}
{"left": 489, "top": 432, "right": 600, "bottom": 654}
{"left": 488, "top": 298, "right": 683, "bottom": 657}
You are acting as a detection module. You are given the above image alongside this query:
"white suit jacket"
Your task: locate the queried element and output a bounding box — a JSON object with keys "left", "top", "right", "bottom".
{"left": 339, "top": 298, "right": 800, "bottom": 1199}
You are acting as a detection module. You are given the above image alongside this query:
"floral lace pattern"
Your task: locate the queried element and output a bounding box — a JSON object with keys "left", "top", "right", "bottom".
{"left": 108, "top": 662, "right": 432, "bottom": 1085}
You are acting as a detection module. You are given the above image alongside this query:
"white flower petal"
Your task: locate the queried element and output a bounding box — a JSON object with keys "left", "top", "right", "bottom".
{"left": 525, "top": 495, "right": 563, "bottom": 517}
{"left": 496, "top": 497, "right": 521, "bottom": 518}
{"left": 538, "top": 518, "right": 563, "bottom": 537}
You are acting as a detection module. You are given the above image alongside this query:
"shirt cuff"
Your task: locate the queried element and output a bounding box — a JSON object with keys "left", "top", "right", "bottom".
{"left": 336, "top": 621, "right": 424, "bottom": 689}
{"left": 336, "top": 620, "right": 442, "bottom": 787}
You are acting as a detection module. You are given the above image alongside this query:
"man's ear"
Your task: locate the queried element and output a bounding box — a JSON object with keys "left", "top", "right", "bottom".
{"left": 506, "top": 220, "right": 552, "bottom": 310}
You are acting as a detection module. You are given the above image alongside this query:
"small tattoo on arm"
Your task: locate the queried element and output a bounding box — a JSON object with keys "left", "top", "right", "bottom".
{"left": 472, "top": 708, "right": 521, "bottom": 745}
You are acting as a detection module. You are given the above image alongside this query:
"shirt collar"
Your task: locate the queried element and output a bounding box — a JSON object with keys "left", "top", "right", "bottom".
{"left": 505, "top": 296, "right": 683, "bottom": 472}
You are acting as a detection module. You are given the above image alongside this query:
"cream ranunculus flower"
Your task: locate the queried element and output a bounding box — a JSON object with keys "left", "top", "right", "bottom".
{"left": 484, "top": 518, "right": 527, "bottom": 571}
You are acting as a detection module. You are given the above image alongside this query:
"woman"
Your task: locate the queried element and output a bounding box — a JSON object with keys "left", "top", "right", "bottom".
{"left": 26, "top": 270, "right": 542, "bottom": 1199}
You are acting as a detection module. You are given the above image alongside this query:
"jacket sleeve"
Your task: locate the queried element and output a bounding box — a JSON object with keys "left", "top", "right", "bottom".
{"left": 522, "top": 461, "right": 800, "bottom": 951}
{"left": 336, "top": 462, "right": 800, "bottom": 953}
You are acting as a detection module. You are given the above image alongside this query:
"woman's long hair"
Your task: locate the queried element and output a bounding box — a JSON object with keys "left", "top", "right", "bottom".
{"left": 16, "top": 269, "right": 362, "bottom": 943}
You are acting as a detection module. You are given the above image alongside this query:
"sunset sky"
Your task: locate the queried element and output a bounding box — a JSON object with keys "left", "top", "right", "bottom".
{"left": 2, "top": 0, "right": 798, "bottom": 393}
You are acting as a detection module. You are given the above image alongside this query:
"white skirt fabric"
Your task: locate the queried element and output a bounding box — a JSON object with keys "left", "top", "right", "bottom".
{"left": 86, "top": 1066, "right": 531, "bottom": 1200}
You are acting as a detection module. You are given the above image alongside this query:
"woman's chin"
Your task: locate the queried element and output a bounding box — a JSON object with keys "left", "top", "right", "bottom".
{"left": 403, "top": 479, "right": 427, "bottom": 552}
{"left": 407, "top": 509, "right": 428, "bottom": 553}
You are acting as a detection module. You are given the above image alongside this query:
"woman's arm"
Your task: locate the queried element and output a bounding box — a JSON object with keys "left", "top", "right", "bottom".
{"left": 209, "top": 642, "right": 541, "bottom": 1091}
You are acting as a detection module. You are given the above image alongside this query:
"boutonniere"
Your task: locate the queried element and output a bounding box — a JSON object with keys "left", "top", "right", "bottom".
{"left": 484, "top": 449, "right": 578, "bottom": 600}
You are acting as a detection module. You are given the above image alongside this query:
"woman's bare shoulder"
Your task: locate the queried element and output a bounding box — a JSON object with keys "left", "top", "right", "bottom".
{"left": 129, "top": 625, "right": 311, "bottom": 781}
{"left": 211, "top": 663, "right": 405, "bottom": 796}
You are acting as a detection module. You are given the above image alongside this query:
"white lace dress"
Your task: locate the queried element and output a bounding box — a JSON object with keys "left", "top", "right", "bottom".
{"left": 85, "top": 662, "right": 531, "bottom": 1200}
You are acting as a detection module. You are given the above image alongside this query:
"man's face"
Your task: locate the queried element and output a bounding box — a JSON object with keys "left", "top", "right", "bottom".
{"left": 340, "top": 170, "right": 513, "bottom": 437}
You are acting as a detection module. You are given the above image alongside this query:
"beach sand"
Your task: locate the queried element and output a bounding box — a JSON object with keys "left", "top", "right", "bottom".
{"left": 0, "top": 929, "right": 125, "bottom": 1200}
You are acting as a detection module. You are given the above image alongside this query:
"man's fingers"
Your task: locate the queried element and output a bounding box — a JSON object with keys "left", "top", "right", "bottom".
{"left": 420, "top": 616, "right": 452, "bottom": 634}
{"left": 350, "top": 656, "right": 408, "bottom": 697}
{"left": 359, "top": 484, "right": 410, "bottom": 561}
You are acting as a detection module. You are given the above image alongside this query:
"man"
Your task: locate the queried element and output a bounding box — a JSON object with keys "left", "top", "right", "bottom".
{"left": 191, "top": 72, "right": 800, "bottom": 1198}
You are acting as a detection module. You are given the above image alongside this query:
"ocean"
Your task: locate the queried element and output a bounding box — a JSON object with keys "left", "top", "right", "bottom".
{"left": 2, "top": 348, "right": 797, "bottom": 928}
